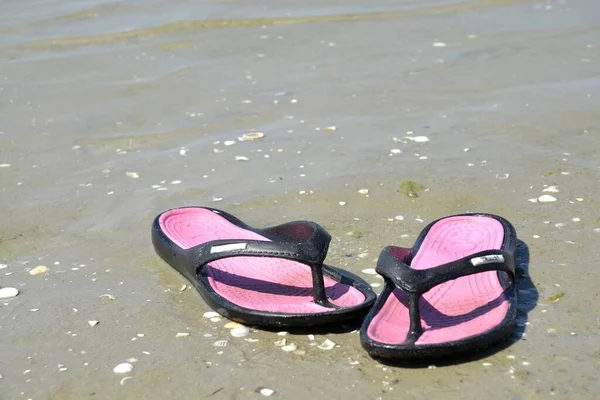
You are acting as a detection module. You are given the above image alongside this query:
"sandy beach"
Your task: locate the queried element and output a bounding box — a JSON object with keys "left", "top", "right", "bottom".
{"left": 1, "top": 0, "right": 599, "bottom": 398}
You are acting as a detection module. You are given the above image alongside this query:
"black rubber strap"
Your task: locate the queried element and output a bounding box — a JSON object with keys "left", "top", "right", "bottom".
{"left": 188, "top": 221, "right": 334, "bottom": 306}
{"left": 376, "top": 246, "right": 515, "bottom": 342}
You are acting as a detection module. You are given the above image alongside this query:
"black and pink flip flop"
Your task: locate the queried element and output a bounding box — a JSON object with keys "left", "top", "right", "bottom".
{"left": 360, "top": 213, "right": 518, "bottom": 360}
{"left": 152, "top": 206, "right": 376, "bottom": 328}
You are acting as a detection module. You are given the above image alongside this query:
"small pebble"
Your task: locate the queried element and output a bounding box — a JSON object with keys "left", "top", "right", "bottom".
{"left": 224, "top": 140, "right": 236, "bottom": 146}
{"left": 0, "top": 287, "right": 19, "bottom": 299}
{"left": 338, "top": 201, "right": 346, "bottom": 206}
{"left": 113, "top": 363, "right": 133, "bottom": 374}
{"left": 29, "top": 265, "right": 50, "bottom": 275}
{"left": 432, "top": 42, "right": 447, "bottom": 47}
{"left": 88, "top": 320, "right": 99, "bottom": 327}
{"left": 125, "top": 172, "right": 139, "bottom": 179}
{"left": 413, "top": 136, "right": 430, "bottom": 142}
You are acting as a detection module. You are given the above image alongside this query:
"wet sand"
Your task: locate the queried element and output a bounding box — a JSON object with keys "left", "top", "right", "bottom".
{"left": 1, "top": 0, "right": 600, "bottom": 398}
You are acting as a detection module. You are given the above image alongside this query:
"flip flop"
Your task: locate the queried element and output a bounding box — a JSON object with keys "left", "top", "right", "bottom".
{"left": 152, "top": 206, "right": 376, "bottom": 327}
{"left": 360, "top": 213, "right": 518, "bottom": 359}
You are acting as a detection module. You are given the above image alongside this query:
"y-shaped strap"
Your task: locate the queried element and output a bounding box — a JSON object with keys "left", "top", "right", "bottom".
{"left": 188, "top": 221, "right": 334, "bottom": 307}
{"left": 376, "top": 246, "right": 515, "bottom": 343}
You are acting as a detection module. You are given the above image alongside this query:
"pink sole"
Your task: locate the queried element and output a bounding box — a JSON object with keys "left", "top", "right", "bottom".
{"left": 159, "top": 208, "right": 366, "bottom": 314}
{"left": 367, "top": 216, "right": 509, "bottom": 345}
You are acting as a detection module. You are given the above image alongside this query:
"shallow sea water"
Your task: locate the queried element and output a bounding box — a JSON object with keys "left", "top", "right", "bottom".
{"left": 1, "top": 0, "right": 600, "bottom": 399}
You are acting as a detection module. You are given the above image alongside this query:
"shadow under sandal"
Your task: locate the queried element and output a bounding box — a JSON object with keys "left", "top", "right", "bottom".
{"left": 152, "top": 206, "right": 376, "bottom": 327}
{"left": 360, "top": 213, "right": 518, "bottom": 360}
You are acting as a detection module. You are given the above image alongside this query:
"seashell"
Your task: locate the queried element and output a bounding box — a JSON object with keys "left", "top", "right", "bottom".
{"left": 259, "top": 388, "right": 275, "bottom": 396}
{"left": 224, "top": 322, "right": 245, "bottom": 329}
{"left": 175, "top": 332, "right": 190, "bottom": 338}
{"left": 281, "top": 344, "right": 297, "bottom": 352}
{"left": 239, "top": 132, "right": 265, "bottom": 141}
{"left": 543, "top": 186, "right": 559, "bottom": 193}
{"left": 318, "top": 339, "right": 336, "bottom": 350}
{"left": 203, "top": 311, "right": 220, "bottom": 319}
{"left": 413, "top": 136, "right": 430, "bottom": 143}
{"left": 113, "top": 363, "right": 133, "bottom": 374}
{"left": 230, "top": 327, "right": 250, "bottom": 338}
{"left": 361, "top": 268, "right": 376, "bottom": 275}
{"left": 538, "top": 195, "right": 557, "bottom": 203}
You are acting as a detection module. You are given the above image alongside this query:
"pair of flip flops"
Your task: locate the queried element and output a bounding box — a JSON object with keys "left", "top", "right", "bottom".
{"left": 152, "top": 206, "right": 518, "bottom": 360}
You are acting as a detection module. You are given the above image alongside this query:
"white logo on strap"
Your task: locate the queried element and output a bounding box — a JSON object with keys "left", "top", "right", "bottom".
{"left": 210, "top": 243, "right": 247, "bottom": 253}
{"left": 470, "top": 254, "right": 504, "bottom": 266}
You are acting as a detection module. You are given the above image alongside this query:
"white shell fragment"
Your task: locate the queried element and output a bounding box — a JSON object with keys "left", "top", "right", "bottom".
{"left": 413, "top": 136, "right": 430, "bottom": 143}
{"left": 213, "top": 340, "right": 228, "bottom": 347}
{"left": 235, "top": 156, "right": 249, "bottom": 161}
{"left": 203, "top": 311, "right": 220, "bottom": 319}
{"left": 361, "top": 268, "right": 377, "bottom": 275}
{"left": 239, "top": 132, "right": 265, "bottom": 141}
{"left": 230, "top": 327, "right": 250, "bottom": 338}
{"left": 538, "top": 195, "right": 557, "bottom": 203}
{"left": 224, "top": 322, "right": 245, "bottom": 329}
{"left": 99, "top": 294, "right": 115, "bottom": 300}
{"left": 176, "top": 332, "right": 190, "bottom": 338}
{"left": 0, "top": 287, "right": 19, "bottom": 299}
{"left": 125, "top": 172, "right": 139, "bottom": 179}
{"left": 358, "top": 189, "right": 369, "bottom": 195}
{"left": 113, "top": 363, "right": 134, "bottom": 374}
{"left": 318, "top": 339, "right": 336, "bottom": 350}
{"left": 224, "top": 140, "right": 237, "bottom": 146}
{"left": 543, "top": 186, "right": 560, "bottom": 193}
{"left": 281, "top": 343, "right": 297, "bottom": 352}
{"left": 260, "top": 388, "right": 275, "bottom": 397}
{"left": 88, "top": 320, "right": 99, "bottom": 327}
